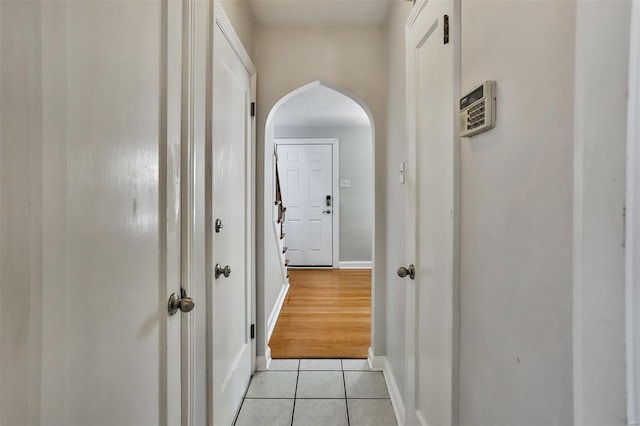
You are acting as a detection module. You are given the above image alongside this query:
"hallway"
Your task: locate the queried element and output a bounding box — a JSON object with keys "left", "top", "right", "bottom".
{"left": 234, "top": 359, "right": 396, "bottom": 426}
{"left": 1, "top": 0, "right": 637, "bottom": 424}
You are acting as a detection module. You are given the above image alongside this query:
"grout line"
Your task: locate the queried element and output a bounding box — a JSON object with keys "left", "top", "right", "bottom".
{"left": 342, "top": 360, "right": 351, "bottom": 426}
{"left": 290, "top": 360, "right": 300, "bottom": 426}
{"left": 241, "top": 396, "right": 391, "bottom": 400}
{"left": 232, "top": 370, "right": 257, "bottom": 425}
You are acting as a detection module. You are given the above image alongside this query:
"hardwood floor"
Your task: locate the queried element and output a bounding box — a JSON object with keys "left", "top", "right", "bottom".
{"left": 269, "top": 269, "right": 371, "bottom": 359}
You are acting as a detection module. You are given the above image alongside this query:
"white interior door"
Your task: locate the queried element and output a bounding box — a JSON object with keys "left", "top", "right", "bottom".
{"left": 210, "top": 17, "right": 254, "bottom": 426}
{"left": 405, "top": 1, "right": 457, "bottom": 425}
{"left": 48, "top": 1, "right": 183, "bottom": 424}
{"left": 277, "top": 143, "right": 333, "bottom": 266}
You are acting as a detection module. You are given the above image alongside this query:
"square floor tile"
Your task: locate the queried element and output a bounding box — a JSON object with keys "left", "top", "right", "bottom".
{"left": 269, "top": 359, "right": 300, "bottom": 371}
{"left": 344, "top": 372, "right": 389, "bottom": 398}
{"left": 348, "top": 399, "right": 397, "bottom": 426}
{"left": 235, "top": 399, "right": 294, "bottom": 426}
{"left": 299, "top": 359, "right": 342, "bottom": 370}
{"left": 245, "top": 371, "right": 298, "bottom": 398}
{"left": 292, "top": 399, "right": 349, "bottom": 426}
{"left": 296, "top": 371, "right": 345, "bottom": 398}
{"left": 342, "top": 359, "right": 370, "bottom": 371}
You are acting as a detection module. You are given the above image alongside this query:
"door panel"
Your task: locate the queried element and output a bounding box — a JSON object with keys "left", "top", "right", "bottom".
{"left": 406, "top": 1, "right": 456, "bottom": 425}
{"left": 277, "top": 143, "right": 333, "bottom": 266}
{"left": 59, "top": 1, "right": 182, "bottom": 424}
{"left": 211, "top": 21, "right": 253, "bottom": 426}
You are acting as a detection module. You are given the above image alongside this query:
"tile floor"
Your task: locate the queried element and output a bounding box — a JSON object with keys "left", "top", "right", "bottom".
{"left": 234, "top": 359, "right": 398, "bottom": 426}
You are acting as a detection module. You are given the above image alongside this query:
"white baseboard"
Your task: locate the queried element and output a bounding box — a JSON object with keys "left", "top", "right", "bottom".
{"left": 384, "top": 358, "right": 406, "bottom": 426}
{"left": 339, "top": 261, "right": 372, "bottom": 269}
{"left": 367, "top": 347, "right": 385, "bottom": 371}
{"left": 256, "top": 346, "right": 272, "bottom": 371}
{"left": 267, "top": 282, "right": 290, "bottom": 343}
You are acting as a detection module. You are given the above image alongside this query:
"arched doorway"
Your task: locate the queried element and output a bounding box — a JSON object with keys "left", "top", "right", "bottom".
{"left": 260, "top": 80, "right": 376, "bottom": 362}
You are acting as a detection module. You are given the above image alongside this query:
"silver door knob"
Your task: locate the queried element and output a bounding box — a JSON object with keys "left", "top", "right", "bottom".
{"left": 397, "top": 264, "right": 415, "bottom": 280}
{"left": 168, "top": 291, "right": 195, "bottom": 316}
{"left": 322, "top": 210, "right": 331, "bottom": 214}
{"left": 215, "top": 263, "right": 231, "bottom": 279}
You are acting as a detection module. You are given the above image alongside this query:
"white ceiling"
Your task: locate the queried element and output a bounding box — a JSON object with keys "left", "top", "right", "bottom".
{"left": 249, "top": 0, "right": 393, "bottom": 26}
{"left": 274, "top": 84, "right": 370, "bottom": 127}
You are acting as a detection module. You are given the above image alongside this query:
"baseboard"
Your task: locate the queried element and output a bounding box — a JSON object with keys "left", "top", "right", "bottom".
{"left": 267, "top": 282, "right": 290, "bottom": 343}
{"left": 367, "top": 347, "right": 385, "bottom": 371}
{"left": 384, "top": 358, "right": 406, "bottom": 426}
{"left": 256, "top": 347, "right": 272, "bottom": 371}
{"left": 339, "top": 261, "right": 372, "bottom": 269}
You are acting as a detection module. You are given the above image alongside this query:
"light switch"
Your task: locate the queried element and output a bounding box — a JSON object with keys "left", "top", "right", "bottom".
{"left": 400, "top": 162, "right": 405, "bottom": 184}
{"left": 339, "top": 179, "right": 351, "bottom": 188}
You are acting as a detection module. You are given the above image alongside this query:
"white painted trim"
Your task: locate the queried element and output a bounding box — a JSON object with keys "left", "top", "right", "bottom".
{"left": 367, "top": 347, "right": 385, "bottom": 371}
{"left": 384, "top": 358, "right": 406, "bottom": 426}
{"left": 627, "top": 0, "right": 640, "bottom": 423}
{"left": 180, "top": 0, "right": 198, "bottom": 423}
{"left": 256, "top": 346, "right": 272, "bottom": 371}
{"left": 267, "top": 283, "right": 290, "bottom": 343}
{"left": 275, "top": 138, "right": 340, "bottom": 267}
{"left": 338, "top": 261, "right": 372, "bottom": 269}
{"left": 287, "top": 266, "right": 334, "bottom": 270}
{"left": 407, "top": 0, "right": 429, "bottom": 28}
{"left": 213, "top": 3, "right": 255, "bottom": 75}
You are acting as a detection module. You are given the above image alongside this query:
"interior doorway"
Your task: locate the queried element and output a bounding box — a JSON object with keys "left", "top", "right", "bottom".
{"left": 263, "top": 81, "right": 375, "bottom": 359}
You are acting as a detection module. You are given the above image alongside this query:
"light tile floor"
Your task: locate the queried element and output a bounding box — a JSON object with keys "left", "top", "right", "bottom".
{"left": 234, "top": 359, "right": 398, "bottom": 426}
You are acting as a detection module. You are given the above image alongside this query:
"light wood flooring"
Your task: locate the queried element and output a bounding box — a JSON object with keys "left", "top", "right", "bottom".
{"left": 269, "top": 269, "right": 371, "bottom": 359}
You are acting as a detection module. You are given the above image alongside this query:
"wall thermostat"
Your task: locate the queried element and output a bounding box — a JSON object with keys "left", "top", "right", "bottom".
{"left": 460, "top": 81, "right": 496, "bottom": 137}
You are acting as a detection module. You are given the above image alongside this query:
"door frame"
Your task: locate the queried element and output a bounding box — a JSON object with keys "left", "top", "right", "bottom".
{"left": 626, "top": 0, "right": 640, "bottom": 421}
{"left": 404, "top": 0, "right": 461, "bottom": 424}
{"left": 275, "top": 138, "right": 340, "bottom": 268}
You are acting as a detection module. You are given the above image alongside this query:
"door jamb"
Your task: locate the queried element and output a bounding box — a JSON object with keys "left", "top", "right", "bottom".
{"left": 626, "top": 0, "right": 640, "bottom": 422}
{"left": 275, "top": 138, "right": 340, "bottom": 268}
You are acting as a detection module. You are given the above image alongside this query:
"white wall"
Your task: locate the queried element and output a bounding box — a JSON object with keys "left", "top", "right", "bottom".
{"left": 275, "top": 125, "right": 373, "bottom": 263}
{"left": 40, "top": 2, "right": 70, "bottom": 423}
{"left": 458, "top": 2, "right": 576, "bottom": 424}
{"left": 255, "top": 25, "right": 388, "bottom": 357}
{"left": 0, "top": 1, "right": 44, "bottom": 423}
{"left": 383, "top": 0, "right": 413, "bottom": 413}
{"left": 573, "top": 1, "right": 631, "bottom": 424}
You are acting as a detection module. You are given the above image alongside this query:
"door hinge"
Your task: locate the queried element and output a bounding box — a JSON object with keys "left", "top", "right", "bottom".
{"left": 250, "top": 102, "right": 256, "bottom": 117}
{"left": 250, "top": 324, "right": 255, "bottom": 339}
{"left": 443, "top": 14, "right": 449, "bottom": 44}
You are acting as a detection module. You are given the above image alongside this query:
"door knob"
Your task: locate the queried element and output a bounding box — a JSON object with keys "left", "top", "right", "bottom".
{"left": 322, "top": 210, "right": 331, "bottom": 214}
{"left": 215, "top": 263, "right": 231, "bottom": 279}
{"left": 168, "top": 290, "right": 195, "bottom": 316}
{"left": 397, "top": 264, "right": 415, "bottom": 280}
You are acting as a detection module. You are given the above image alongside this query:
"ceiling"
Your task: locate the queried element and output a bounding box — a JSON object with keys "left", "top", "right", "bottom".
{"left": 274, "top": 84, "right": 370, "bottom": 127}
{"left": 248, "top": 0, "right": 393, "bottom": 26}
